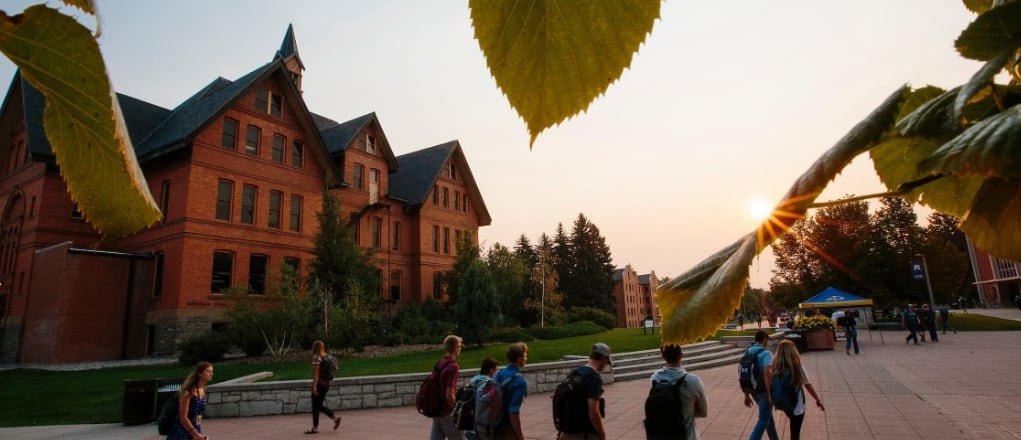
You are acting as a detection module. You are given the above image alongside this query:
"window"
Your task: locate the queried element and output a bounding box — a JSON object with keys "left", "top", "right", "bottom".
{"left": 433, "top": 272, "right": 443, "bottom": 299}
{"left": 372, "top": 217, "right": 382, "bottom": 249}
{"left": 249, "top": 254, "right": 268, "bottom": 294}
{"left": 245, "top": 126, "right": 261, "bottom": 156}
{"left": 283, "top": 257, "right": 300, "bottom": 277}
{"left": 241, "top": 184, "right": 256, "bottom": 225}
{"left": 255, "top": 90, "right": 268, "bottom": 113}
{"left": 160, "top": 180, "right": 170, "bottom": 222}
{"left": 291, "top": 141, "right": 304, "bottom": 168}
{"left": 443, "top": 227, "right": 450, "bottom": 254}
{"left": 450, "top": 162, "right": 457, "bottom": 180}
{"left": 392, "top": 221, "right": 400, "bottom": 251}
{"left": 152, "top": 252, "right": 164, "bottom": 298}
{"left": 432, "top": 225, "right": 440, "bottom": 253}
{"left": 369, "top": 168, "right": 379, "bottom": 185}
{"left": 994, "top": 256, "right": 1019, "bottom": 279}
{"left": 389, "top": 270, "right": 401, "bottom": 302}
{"left": 366, "top": 134, "right": 376, "bottom": 154}
{"left": 268, "top": 190, "right": 282, "bottom": 228}
{"left": 216, "top": 180, "right": 233, "bottom": 221}
{"left": 211, "top": 251, "right": 234, "bottom": 293}
{"left": 256, "top": 90, "right": 282, "bottom": 117}
{"left": 432, "top": 185, "right": 438, "bottom": 205}
{"left": 463, "top": 194, "right": 468, "bottom": 213}
{"left": 269, "top": 94, "right": 282, "bottom": 117}
{"left": 442, "top": 187, "right": 448, "bottom": 208}
{"left": 221, "top": 118, "right": 238, "bottom": 149}
{"left": 71, "top": 203, "right": 82, "bottom": 219}
{"left": 272, "top": 134, "right": 285, "bottom": 163}
{"left": 289, "top": 195, "right": 302, "bottom": 232}
{"left": 455, "top": 230, "right": 462, "bottom": 244}
{"left": 454, "top": 191, "right": 460, "bottom": 210}
{"left": 353, "top": 164, "right": 364, "bottom": 190}
{"left": 352, "top": 220, "right": 360, "bottom": 245}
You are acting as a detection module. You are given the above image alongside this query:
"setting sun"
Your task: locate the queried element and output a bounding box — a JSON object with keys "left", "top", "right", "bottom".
{"left": 746, "top": 198, "right": 773, "bottom": 222}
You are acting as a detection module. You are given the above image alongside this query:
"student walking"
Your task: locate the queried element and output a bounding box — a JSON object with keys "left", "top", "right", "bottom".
{"left": 463, "top": 357, "right": 500, "bottom": 440}
{"left": 645, "top": 344, "right": 708, "bottom": 440}
{"left": 305, "top": 340, "right": 341, "bottom": 434}
{"left": 902, "top": 304, "right": 920, "bottom": 345}
{"left": 743, "top": 330, "right": 778, "bottom": 440}
{"left": 937, "top": 304, "right": 957, "bottom": 334}
{"left": 771, "top": 340, "right": 824, "bottom": 440}
{"left": 166, "top": 361, "right": 214, "bottom": 440}
{"left": 482, "top": 342, "right": 528, "bottom": 440}
{"left": 840, "top": 310, "right": 860, "bottom": 355}
{"left": 556, "top": 343, "right": 612, "bottom": 440}
{"left": 430, "top": 335, "right": 465, "bottom": 440}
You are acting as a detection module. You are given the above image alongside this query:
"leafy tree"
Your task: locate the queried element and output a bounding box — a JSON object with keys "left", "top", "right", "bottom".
{"left": 444, "top": 234, "right": 480, "bottom": 305}
{"left": 309, "top": 190, "right": 378, "bottom": 305}
{"left": 922, "top": 212, "right": 973, "bottom": 303}
{"left": 485, "top": 243, "right": 530, "bottom": 327}
{"left": 326, "top": 283, "right": 382, "bottom": 351}
{"left": 453, "top": 260, "right": 501, "bottom": 348}
{"left": 525, "top": 233, "right": 563, "bottom": 327}
{"left": 224, "top": 262, "right": 309, "bottom": 357}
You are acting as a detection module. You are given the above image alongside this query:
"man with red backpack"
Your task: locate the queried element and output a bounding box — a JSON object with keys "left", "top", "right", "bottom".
{"left": 428, "top": 335, "right": 464, "bottom": 440}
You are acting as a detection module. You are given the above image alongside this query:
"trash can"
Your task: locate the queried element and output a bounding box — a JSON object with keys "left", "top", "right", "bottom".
{"left": 122, "top": 378, "right": 159, "bottom": 425}
{"left": 156, "top": 378, "right": 184, "bottom": 414}
{"left": 784, "top": 332, "right": 807, "bottom": 353}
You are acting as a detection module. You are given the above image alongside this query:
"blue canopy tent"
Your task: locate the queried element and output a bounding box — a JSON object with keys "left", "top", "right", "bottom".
{"left": 799, "top": 287, "right": 880, "bottom": 344}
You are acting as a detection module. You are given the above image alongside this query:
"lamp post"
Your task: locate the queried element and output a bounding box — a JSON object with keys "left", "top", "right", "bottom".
{"left": 914, "top": 254, "right": 937, "bottom": 310}
{"left": 540, "top": 252, "right": 545, "bottom": 328}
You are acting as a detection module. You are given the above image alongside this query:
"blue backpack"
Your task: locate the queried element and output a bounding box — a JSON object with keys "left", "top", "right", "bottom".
{"left": 770, "top": 371, "right": 800, "bottom": 413}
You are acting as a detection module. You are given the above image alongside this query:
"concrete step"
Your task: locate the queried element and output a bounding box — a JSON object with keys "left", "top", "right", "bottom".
{"left": 610, "top": 344, "right": 740, "bottom": 370}
{"left": 611, "top": 346, "right": 745, "bottom": 376}
{"left": 611, "top": 340, "right": 746, "bottom": 382}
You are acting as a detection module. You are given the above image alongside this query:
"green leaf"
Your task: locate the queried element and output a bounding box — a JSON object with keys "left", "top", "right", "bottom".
{"left": 469, "top": 0, "right": 660, "bottom": 146}
{"left": 658, "top": 86, "right": 908, "bottom": 344}
{"left": 962, "top": 0, "right": 993, "bottom": 14}
{"left": 870, "top": 136, "right": 983, "bottom": 217}
{"left": 895, "top": 86, "right": 960, "bottom": 138}
{"left": 0, "top": 5, "right": 161, "bottom": 238}
{"left": 60, "top": 0, "right": 98, "bottom": 16}
{"left": 921, "top": 103, "right": 1021, "bottom": 178}
{"left": 960, "top": 178, "right": 1021, "bottom": 261}
{"left": 956, "top": 49, "right": 1012, "bottom": 122}
{"left": 955, "top": 1, "right": 1021, "bottom": 61}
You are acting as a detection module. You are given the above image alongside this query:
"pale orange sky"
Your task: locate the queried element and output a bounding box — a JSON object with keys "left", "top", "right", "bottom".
{"left": 0, "top": 1, "right": 982, "bottom": 289}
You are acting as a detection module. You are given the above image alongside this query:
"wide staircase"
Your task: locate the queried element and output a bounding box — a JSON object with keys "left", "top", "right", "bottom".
{"left": 611, "top": 340, "right": 745, "bottom": 382}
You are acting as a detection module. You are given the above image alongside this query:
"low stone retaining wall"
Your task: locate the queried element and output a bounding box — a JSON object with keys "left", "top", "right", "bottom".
{"left": 205, "top": 357, "right": 614, "bottom": 418}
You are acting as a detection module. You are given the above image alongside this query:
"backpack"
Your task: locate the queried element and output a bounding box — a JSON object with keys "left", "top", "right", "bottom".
{"left": 643, "top": 373, "right": 687, "bottom": 439}
{"left": 319, "top": 354, "right": 338, "bottom": 383}
{"left": 475, "top": 373, "right": 520, "bottom": 435}
{"left": 552, "top": 368, "right": 602, "bottom": 434}
{"left": 738, "top": 345, "right": 765, "bottom": 394}
{"left": 770, "top": 370, "right": 799, "bottom": 413}
{"left": 453, "top": 383, "right": 478, "bottom": 430}
{"left": 156, "top": 394, "right": 179, "bottom": 435}
{"left": 416, "top": 359, "right": 454, "bottom": 417}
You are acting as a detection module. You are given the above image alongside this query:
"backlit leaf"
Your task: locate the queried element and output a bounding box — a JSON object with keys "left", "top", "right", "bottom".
{"left": 920, "top": 103, "right": 1021, "bottom": 178}
{"left": 0, "top": 5, "right": 160, "bottom": 238}
{"left": 870, "top": 136, "right": 982, "bottom": 217}
{"left": 60, "top": 0, "right": 97, "bottom": 16}
{"left": 469, "top": 0, "right": 660, "bottom": 146}
{"left": 959, "top": 178, "right": 1021, "bottom": 261}
{"left": 955, "top": 1, "right": 1021, "bottom": 61}
{"left": 657, "top": 86, "right": 908, "bottom": 344}
{"left": 962, "top": 0, "right": 993, "bottom": 14}
{"left": 955, "top": 49, "right": 1011, "bottom": 123}
{"left": 895, "top": 86, "right": 960, "bottom": 138}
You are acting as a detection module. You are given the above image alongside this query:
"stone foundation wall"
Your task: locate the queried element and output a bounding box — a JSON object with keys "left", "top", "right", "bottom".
{"left": 205, "top": 358, "right": 615, "bottom": 418}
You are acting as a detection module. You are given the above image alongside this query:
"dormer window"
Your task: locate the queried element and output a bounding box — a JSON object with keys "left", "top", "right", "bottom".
{"left": 255, "top": 90, "right": 282, "bottom": 117}
{"left": 441, "top": 161, "right": 457, "bottom": 180}
{"left": 366, "top": 135, "right": 376, "bottom": 154}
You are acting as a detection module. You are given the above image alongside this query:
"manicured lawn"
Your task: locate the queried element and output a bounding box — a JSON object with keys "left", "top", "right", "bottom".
{"left": 0, "top": 327, "right": 750, "bottom": 427}
{"left": 947, "top": 313, "right": 1021, "bottom": 331}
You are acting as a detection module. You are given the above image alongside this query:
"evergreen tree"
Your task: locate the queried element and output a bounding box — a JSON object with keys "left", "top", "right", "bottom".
{"left": 526, "top": 233, "right": 563, "bottom": 327}
{"left": 443, "top": 233, "right": 480, "bottom": 305}
{"left": 309, "top": 189, "right": 379, "bottom": 304}
{"left": 513, "top": 234, "right": 538, "bottom": 269}
{"left": 454, "top": 260, "right": 501, "bottom": 348}
{"left": 566, "top": 213, "right": 616, "bottom": 313}
{"left": 552, "top": 223, "right": 573, "bottom": 306}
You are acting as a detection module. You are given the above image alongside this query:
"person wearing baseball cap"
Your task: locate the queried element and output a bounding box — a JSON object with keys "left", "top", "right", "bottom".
{"left": 558, "top": 343, "right": 612, "bottom": 439}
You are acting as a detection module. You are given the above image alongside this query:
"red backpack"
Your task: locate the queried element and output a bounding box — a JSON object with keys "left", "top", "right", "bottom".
{"left": 416, "top": 359, "right": 454, "bottom": 417}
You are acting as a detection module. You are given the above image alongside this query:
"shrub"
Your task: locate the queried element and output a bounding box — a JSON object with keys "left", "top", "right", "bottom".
{"left": 390, "top": 298, "right": 456, "bottom": 344}
{"left": 488, "top": 328, "right": 536, "bottom": 342}
{"left": 177, "top": 331, "right": 232, "bottom": 365}
{"left": 564, "top": 307, "right": 616, "bottom": 329}
{"left": 522, "top": 321, "right": 607, "bottom": 340}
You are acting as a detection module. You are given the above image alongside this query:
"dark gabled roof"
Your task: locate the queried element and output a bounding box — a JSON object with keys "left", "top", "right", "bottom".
{"left": 134, "top": 61, "right": 276, "bottom": 161}
{"left": 319, "top": 112, "right": 374, "bottom": 155}
{"left": 310, "top": 112, "right": 341, "bottom": 132}
{"left": 612, "top": 268, "right": 625, "bottom": 280}
{"left": 637, "top": 274, "right": 653, "bottom": 285}
{"left": 390, "top": 140, "right": 492, "bottom": 225}
{"left": 275, "top": 23, "right": 305, "bottom": 70}
{"left": 10, "top": 72, "right": 171, "bottom": 160}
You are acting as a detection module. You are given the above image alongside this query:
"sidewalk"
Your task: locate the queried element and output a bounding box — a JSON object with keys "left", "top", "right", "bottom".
{"left": 3, "top": 316, "right": 1020, "bottom": 439}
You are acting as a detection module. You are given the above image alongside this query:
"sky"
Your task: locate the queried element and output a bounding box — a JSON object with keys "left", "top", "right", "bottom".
{"left": 0, "top": 1, "right": 984, "bottom": 289}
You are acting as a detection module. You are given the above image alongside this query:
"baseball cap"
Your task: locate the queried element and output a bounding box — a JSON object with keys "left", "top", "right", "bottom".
{"left": 591, "top": 342, "right": 612, "bottom": 365}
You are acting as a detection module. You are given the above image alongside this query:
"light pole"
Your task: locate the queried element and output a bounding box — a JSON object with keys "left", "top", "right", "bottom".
{"left": 540, "top": 251, "right": 545, "bottom": 328}
{"left": 914, "top": 254, "right": 936, "bottom": 310}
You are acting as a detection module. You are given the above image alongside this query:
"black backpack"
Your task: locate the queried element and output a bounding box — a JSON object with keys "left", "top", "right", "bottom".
{"left": 319, "top": 354, "right": 338, "bottom": 383}
{"left": 770, "top": 370, "right": 799, "bottom": 413}
{"left": 643, "top": 373, "right": 687, "bottom": 439}
{"left": 453, "top": 383, "right": 478, "bottom": 430}
{"left": 552, "top": 368, "right": 602, "bottom": 434}
{"left": 156, "top": 394, "right": 179, "bottom": 435}
{"left": 738, "top": 346, "right": 765, "bottom": 394}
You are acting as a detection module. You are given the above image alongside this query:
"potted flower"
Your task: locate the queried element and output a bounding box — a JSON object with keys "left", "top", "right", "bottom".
{"left": 795, "top": 315, "right": 837, "bottom": 350}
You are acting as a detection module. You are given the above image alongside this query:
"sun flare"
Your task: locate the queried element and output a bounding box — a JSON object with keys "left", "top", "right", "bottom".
{"left": 746, "top": 198, "right": 773, "bottom": 222}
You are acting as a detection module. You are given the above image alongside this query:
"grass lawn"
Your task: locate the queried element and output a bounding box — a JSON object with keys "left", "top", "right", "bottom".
{"left": 947, "top": 313, "right": 1021, "bottom": 331}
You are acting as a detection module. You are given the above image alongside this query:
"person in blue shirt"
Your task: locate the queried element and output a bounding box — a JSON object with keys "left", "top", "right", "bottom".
{"left": 487, "top": 342, "right": 528, "bottom": 440}
{"left": 744, "top": 330, "right": 778, "bottom": 440}
{"left": 902, "top": 304, "right": 920, "bottom": 345}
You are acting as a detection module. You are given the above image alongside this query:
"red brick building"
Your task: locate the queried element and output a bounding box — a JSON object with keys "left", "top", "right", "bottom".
{"left": 612, "top": 265, "right": 659, "bottom": 328}
{"left": 966, "top": 240, "right": 1020, "bottom": 307}
{"left": 0, "top": 26, "right": 490, "bottom": 364}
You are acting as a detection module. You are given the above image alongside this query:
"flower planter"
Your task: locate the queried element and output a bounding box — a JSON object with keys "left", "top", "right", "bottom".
{"left": 803, "top": 328, "right": 835, "bottom": 351}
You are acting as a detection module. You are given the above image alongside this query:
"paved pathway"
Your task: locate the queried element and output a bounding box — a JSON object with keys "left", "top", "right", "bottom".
{"left": 4, "top": 308, "right": 1021, "bottom": 440}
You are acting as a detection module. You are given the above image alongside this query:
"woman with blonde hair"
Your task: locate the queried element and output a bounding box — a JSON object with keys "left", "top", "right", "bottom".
{"left": 771, "top": 340, "right": 824, "bottom": 440}
{"left": 307, "top": 340, "right": 342, "bottom": 434}
{"left": 166, "top": 361, "right": 213, "bottom": 440}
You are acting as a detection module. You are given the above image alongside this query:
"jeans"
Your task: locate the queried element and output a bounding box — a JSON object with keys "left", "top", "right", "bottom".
{"left": 311, "top": 383, "right": 335, "bottom": 428}
{"left": 905, "top": 326, "right": 918, "bottom": 344}
{"left": 749, "top": 394, "right": 778, "bottom": 440}
{"left": 431, "top": 414, "right": 464, "bottom": 440}
{"left": 927, "top": 323, "right": 939, "bottom": 342}
{"left": 845, "top": 328, "right": 859, "bottom": 354}
{"left": 781, "top": 409, "right": 805, "bottom": 440}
